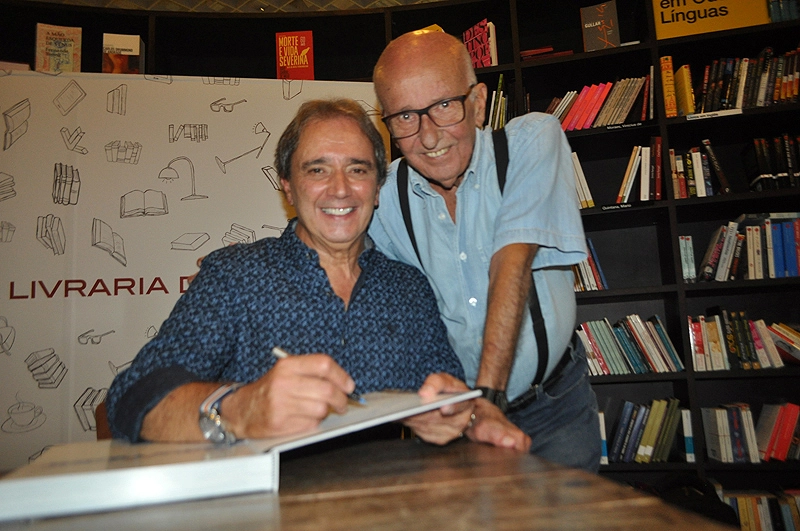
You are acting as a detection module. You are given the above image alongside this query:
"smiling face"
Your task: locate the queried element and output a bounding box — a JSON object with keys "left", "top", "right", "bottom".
{"left": 374, "top": 32, "right": 487, "bottom": 190}
{"left": 281, "top": 116, "right": 379, "bottom": 258}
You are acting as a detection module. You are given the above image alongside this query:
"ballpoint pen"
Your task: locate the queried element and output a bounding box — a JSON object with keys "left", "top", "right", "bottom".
{"left": 271, "top": 347, "right": 366, "bottom": 405}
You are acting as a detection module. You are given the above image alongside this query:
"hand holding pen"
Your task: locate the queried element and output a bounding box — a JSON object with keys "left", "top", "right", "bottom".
{"left": 272, "top": 347, "right": 366, "bottom": 405}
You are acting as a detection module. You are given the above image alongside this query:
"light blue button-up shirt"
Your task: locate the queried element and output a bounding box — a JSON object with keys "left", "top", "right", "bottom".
{"left": 369, "top": 112, "right": 587, "bottom": 401}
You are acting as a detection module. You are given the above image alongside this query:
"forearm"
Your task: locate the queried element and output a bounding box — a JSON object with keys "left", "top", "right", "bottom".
{"left": 140, "top": 382, "right": 219, "bottom": 442}
{"left": 476, "top": 243, "right": 538, "bottom": 390}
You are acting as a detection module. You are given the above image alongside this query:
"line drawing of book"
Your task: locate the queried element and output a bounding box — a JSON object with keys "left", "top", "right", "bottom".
{"left": 120, "top": 189, "right": 168, "bottom": 218}
{"left": 0, "top": 172, "right": 17, "bottom": 202}
{"left": 104, "top": 140, "right": 142, "bottom": 164}
{"left": 261, "top": 166, "right": 281, "bottom": 190}
{"left": 92, "top": 218, "right": 127, "bottom": 266}
{"left": 0, "top": 221, "right": 15, "bottom": 242}
{"left": 106, "top": 84, "right": 128, "bottom": 115}
{"left": 59, "top": 126, "right": 88, "bottom": 154}
{"left": 52, "top": 163, "right": 80, "bottom": 205}
{"left": 171, "top": 232, "right": 210, "bottom": 251}
{"left": 73, "top": 387, "right": 107, "bottom": 431}
{"left": 53, "top": 79, "right": 86, "bottom": 116}
{"left": 25, "top": 348, "right": 68, "bottom": 389}
{"left": 3, "top": 99, "right": 30, "bottom": 150}
{"left": 222, "top": 223, "right": 256, "bottom": 246}
{"left": 36, "top": 214, "right": 66, "bottom": 255}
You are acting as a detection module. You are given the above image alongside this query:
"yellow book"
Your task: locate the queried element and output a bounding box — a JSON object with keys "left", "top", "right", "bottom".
{"left": 660, "top": 56, "right": 678, "bottom": 119}
{"left": 674, "top": 64, "right": 695, "bottom": 117}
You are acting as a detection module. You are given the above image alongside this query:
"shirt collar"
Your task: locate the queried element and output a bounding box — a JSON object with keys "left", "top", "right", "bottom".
{"left": 280, "top": 218, "right": 376, "bottom": 268}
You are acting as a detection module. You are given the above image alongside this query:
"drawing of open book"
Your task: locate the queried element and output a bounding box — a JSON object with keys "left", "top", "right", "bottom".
{"left": 120, "top": 189, "right": 168, "bottom": 218}
{"left": 0, "top": 390, "right": 479, "bottom": 521}
{"left": 92, "top": 218, "right": 126, "bottom": 266}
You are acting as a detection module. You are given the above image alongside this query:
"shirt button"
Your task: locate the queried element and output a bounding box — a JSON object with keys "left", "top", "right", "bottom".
{"left": 438, "top": 213, "right": 446, "bottom": 220}
{"left": 474, "top": 183, "right": 480, "bottom": 190}
{"left": 469, "top": 297, "right": 477, "bottom": 306}
{"left": 341, "top": 338, "right": 346, "bottom": 346}
{"left": 459, "top": 252, "right": 467, "bottom": 261}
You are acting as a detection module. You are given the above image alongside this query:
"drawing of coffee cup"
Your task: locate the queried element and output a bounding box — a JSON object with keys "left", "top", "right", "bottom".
{"left": 8, "top": 401, "right": 43, "bottom": 427}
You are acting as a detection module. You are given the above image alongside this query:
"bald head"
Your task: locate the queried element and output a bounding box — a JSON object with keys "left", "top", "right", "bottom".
{"left": 373, "top": 31, "right": 477, "bottom": 111}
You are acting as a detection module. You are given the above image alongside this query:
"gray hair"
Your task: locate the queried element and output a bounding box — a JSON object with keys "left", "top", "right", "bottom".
{"left": 275, "top": 98, "right": 387, "bottom": 186}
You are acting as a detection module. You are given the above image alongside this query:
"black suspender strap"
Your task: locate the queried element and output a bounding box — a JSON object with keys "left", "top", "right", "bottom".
{"left": 397, "top": 127, "right": 549, "bottom": 387}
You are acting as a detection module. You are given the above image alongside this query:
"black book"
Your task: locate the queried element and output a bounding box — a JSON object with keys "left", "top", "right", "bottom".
{"left": 707, "top": 306, "right": 741, "bottom": 370}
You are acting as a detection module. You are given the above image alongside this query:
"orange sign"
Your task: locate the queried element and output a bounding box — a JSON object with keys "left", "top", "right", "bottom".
{"left": 652, "top": 0, "right": 770, "bottom": 40}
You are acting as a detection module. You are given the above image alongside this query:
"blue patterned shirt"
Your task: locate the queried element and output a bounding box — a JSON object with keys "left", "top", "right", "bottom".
{"left": 107, "top": 221, "right": 464, "bottom": 441}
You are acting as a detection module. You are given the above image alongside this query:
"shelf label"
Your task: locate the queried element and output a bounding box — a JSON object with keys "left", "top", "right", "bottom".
{"left": 685, "top": 108, "right": 743, "bottom": 121}
{"left": 651, "top": 0, "right": 770, "bottom": 40}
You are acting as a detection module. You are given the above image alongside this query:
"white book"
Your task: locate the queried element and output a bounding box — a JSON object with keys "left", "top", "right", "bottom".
{"left": 621, "top": 147, "right": 642, "bottom": 203}
{"left": 714, "top": 220, "right": 740, "bottom": 281}
{"left": 738, "top": 406, "right": 761, "bottom": 463}
{"left": 599, "top": 410, "right": 609, "bottom": 465}
{"left": 571, "top": 152, "right": 594, "bottom": 208}
{"left": 0, "top": 390, "right": 479, "bottom": 521}
{"left": 735, "top": 58, "right": 749, "bottom": 109}
{"left": 571, "top": 153, "right": 588, "bottom": 209}
{"left": 754, "top": 319, "right": 784, "bottom": 368}
{"left": 753, "top": 225, "right": 763, "bottom": 279}
{"left": 681, "top": 408, "right": 695, "bottom": 463}
{"left": 691, "top": 150, "right": 706, "bottom": 197}
{"left": 639, "top": 145, "right": 651, "bottom": 201}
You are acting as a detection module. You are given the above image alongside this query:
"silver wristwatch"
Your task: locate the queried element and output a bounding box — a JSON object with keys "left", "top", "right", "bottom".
{"left": 199, "top": 383, "right": 242, "bottom": 444}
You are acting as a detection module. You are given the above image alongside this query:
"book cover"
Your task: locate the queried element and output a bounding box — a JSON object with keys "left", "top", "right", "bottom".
{"left": 660, "top": 56, "right": 678, "bottom": 118}
{"left": 462, "top": 18, "right": 498, "bottom": 69}
{"left": 680, "top": 408, "right": 696, "bottom": 462}
{"left": 102, "top": 33, "right": 145, "bottom": 74}
{"left": 674, "top": 64, "right": 695, "bottom": 117}
{"left": 35, "top": 23, "right": 81, "bottom": 73}
{"left": 0, "top": 390, "right": 479, "bottom": 521}
{"left": 580, "top": 1, "right": 620, "bottom": 52}
{"left": 276, "top": 31, "right": 314, "bottom": 80}
{"left": 756, "top": 403, "right": 784, "bottom": 461}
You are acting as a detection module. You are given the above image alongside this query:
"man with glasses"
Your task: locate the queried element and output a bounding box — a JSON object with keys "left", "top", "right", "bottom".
{"left": 369, "top": 30, "right": 601, "bottom": 471}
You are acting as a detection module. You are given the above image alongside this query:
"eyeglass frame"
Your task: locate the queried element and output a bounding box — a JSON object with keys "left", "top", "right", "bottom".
{"left": 381, "top": 85, "right": 478, "bottom": 140}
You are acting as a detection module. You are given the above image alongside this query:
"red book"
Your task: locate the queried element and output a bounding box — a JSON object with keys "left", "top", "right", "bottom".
{"left": 582, "top": 81, "right": 613, "bottom": 129}
{"left": 571, "top": 84, "right": 601, "bottom": 131}
{"left": 772, "top": 403, "right": 800, "bottom": 461}
{"left": 276, "top": 31, "right": 314, "bottom": 80}
{"left": 580, "top": 323, "right": 610, "bottom": 375}
{"left": 763, "top": 405, "right": 786, "bottom": 462}
{"left": 640, "top": 74, "right": 650, "bottom": 121}
{"left": 561, "top": 85, "right": 590, "bottom": 131}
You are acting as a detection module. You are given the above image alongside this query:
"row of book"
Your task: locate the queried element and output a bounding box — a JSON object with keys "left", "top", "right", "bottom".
{"left": 603, "top": 398, "right": 692, "bottom": 464}
{"left": 577, "top": 314, "right": 684, "bottom": 376}
{"left": 768, "top": 0, "right": 800, "bottom": 22}
{"left": 571, "top": 152, "right": 595, "bottom": 209}
{"left": 486, "top": 74, "right": 510, "bottom": 131}
{"left": 701, "top": 402, "right": 800, "bottom": 464}
{"left": 660, "top": 44, "right": 799, "bottom": 119}
{"left": 668, "top": 140, "right": 732, "bottom": 199}
{"left": 543, "top": 69, "right": 655, "bottom": 132}
{"left": 723, "top": 489, "right": 800, "bottom": 531}
{"left": 571, "top": 237, "right": 606, "bottom": 292}
{"left": 691, "top": 213, "right": 800, "bottom": 284}
{"left": 33, "top": 23, "right": 145, "bottom": 75}
{"left": 745, "top": 133, "right": 800, "bottom": 191}
{"left": 688, "top": 307, "right": 800, "bottom": 372}
{"left": 614, "top": 137, "right": 664, "bottom": 204}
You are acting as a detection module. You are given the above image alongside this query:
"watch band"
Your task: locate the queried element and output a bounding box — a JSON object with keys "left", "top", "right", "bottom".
{"left": 199, "top": 383, "right": 242, "bottom": 444}
{"left": 475, "top": 386, "right": 509, "bottom": 413}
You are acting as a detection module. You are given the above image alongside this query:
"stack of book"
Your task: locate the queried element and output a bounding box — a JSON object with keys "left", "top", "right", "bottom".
{"left": 744, "top": 133, "right": 800, "bottom": 192}
{"left": 543, "top": 70, "right": 654, "bottom": 132}
{"left": 605, "top": 398, "right": 690, "bottom": 464}
{"left": 687, "top": 307, "right": 799, "bottom": 371}
{"left": 660, "top": 45, "right": 799, "bottom": 121}
{"left": 722, "top": 490, "right": 800, "bottom": 531}
{"left": 572, "top": 237, "right": 605, "bottom": 292}
{"left": 577, "top": 314, "right": 684, "bottom": 376}
{"left": 486, "top": 74, "right": 509, "bottom": 130}
{"left": 694, "top": 212, "right": 800, "bottom": 283}
{"left": 700, "top": 404, "right": 761, "bottom": 464}
{"left": 571, "top": 152, "right": 594, "bottom": 210}
{"left": 614, "top": 137, "right": 663, "bottom": 204}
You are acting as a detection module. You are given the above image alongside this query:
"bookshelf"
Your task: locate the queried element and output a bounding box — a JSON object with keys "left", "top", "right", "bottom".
{"left": 1, "top": 0, "right": 799, "bottom": 493}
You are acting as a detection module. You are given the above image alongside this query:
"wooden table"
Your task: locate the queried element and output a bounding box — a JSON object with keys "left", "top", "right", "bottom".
{"left": 0, "top": 438, "right": 735, "bottom": 530}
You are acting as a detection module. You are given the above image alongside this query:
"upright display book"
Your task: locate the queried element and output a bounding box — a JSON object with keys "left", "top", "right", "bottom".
{"left": 0, "top": 390, "right": 480, "bottom": 521}
{"left": 102, "top": 33, "right": 145, "bottom": 74}
{"left": 462, "top": 18, "right": 498, "bottom": 68}
{"left": 276, "top": 30, "right": 314, "bottom": 80}
{"left": 580, "top": 1, "right": 620, "bottom": 52}
{"left": 35, "top": 23, "right": 82, "bottom": 73}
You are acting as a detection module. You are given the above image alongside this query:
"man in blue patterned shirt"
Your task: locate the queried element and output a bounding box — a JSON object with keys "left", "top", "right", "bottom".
{"left": 106, "top": 99, "right": 529, "bottom": 450}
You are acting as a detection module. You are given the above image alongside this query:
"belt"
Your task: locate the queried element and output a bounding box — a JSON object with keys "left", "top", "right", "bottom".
{"left": 506, "top": 337, "right": 575, "bottom": 414}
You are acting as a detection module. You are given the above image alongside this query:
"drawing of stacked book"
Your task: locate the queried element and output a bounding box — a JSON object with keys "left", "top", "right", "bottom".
{"left": 25, "top": 348, "right": 68, "bottom": 389}
{"left": 3, "top": 98, "right": 30, "bottom": 150}
{"left": 104, "top": 140, "right": 142, "bottom": 164}
{"left": 222, "top": 223, "right": 256, "bottom": 245}
{"left": 36, "top": 214, "right": 66, "bottom": 255}
{"left": 52, "top": 163, "right": 81, "bottom": 205}
{"left": 92, "top": 218, "right": 126, "bottom": 266}
{"left": 120, "top": 189, "right": 167, "bottom": 218}
{"left": 73, "top": 387, "right": 107, "bottom": 431}
{"left": 0, "top": 172, "right": 16, "bottom": 202}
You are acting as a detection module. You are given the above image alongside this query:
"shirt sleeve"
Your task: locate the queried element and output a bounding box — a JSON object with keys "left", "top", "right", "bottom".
{"left": 491, "top": 113, "right": 587, "bottom": 268}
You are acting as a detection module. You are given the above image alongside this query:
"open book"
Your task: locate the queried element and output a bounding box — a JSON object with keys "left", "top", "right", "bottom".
{"left": 120, "top": 189, "right": 167, "bottom": 218}
{"left": 92, "top": 218, "right": 126, "bottom": 266}
{"left": 0, "top": 389, "right": 479, "bottom": 522}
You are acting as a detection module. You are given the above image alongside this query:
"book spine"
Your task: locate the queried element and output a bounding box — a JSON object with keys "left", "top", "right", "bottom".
{"left": 660, "top": 56, "right": 678, "bottom": 119}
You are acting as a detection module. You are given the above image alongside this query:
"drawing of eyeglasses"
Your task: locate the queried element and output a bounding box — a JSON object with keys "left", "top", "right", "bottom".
{"left": 210, "top": 98, "right": 247, "bottom": 113}
{"left": 78, "top": 329, "right": 115, "bottom": 345}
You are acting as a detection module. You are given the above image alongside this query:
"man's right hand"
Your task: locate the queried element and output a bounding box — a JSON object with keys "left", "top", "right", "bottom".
{"left": 224, "top": 353, "right": 356, "bottom": 439}
{"left": 466, "top": 398, "right": 531, "bottom": 452}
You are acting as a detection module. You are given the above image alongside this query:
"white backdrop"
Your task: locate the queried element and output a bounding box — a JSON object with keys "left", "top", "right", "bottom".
{"left": 0, "top": 70, "right": 383, "bottom": 470}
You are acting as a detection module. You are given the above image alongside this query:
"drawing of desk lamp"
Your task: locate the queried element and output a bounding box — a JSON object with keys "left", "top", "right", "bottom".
{"left": 215, "top": 126, "right": 270, "bottom": 174}
{"left": 158, "top": 156, "right": 207, "bottom": 201}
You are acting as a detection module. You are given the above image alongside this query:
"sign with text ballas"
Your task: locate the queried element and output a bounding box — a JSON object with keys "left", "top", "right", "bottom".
{"left": 0, "top": 71, "right": 381, "bottom": 471}
{"left": 652, "top": 0, "right": 770, "bottom": 40}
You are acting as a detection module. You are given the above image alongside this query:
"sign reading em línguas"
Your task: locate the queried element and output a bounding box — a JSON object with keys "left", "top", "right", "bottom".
{"left": 652, "top": 0, "right": 770, "bottom": 40}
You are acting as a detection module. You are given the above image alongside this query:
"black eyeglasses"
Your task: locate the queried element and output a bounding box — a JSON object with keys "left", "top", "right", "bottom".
{"left": 382, "top": 86, "right": 476, "bottom": 139}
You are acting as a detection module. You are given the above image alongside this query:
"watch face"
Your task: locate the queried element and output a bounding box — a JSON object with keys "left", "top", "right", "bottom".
{"left": 199, "top": 413, "right": 225, "bottom": 443}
